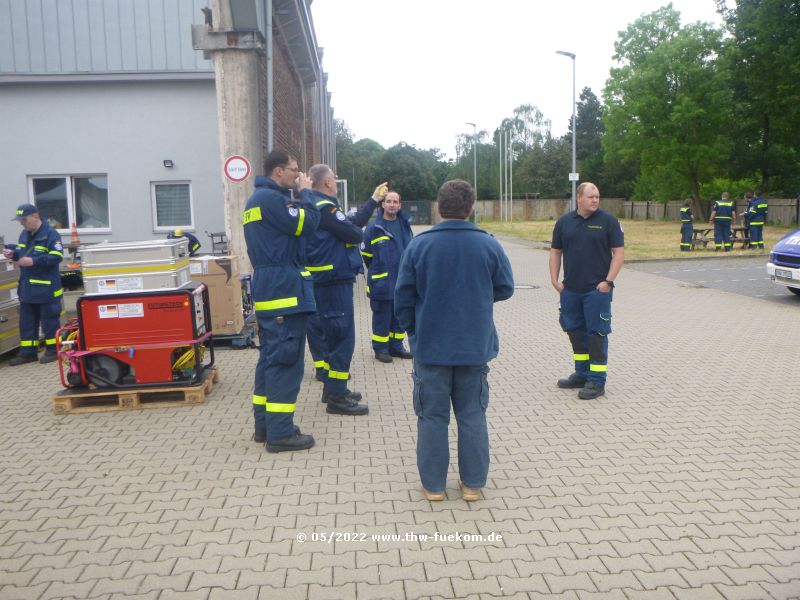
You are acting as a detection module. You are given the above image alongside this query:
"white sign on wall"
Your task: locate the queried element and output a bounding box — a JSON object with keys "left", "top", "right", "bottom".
{"left": 224, "top": 155, "right": 252, "bottom": 183}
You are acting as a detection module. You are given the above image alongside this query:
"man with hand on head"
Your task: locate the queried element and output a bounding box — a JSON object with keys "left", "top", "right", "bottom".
{"left": 362, "top": 190, "right": 414, "bottom": 363}
{"left": 304, "top": 167, "right": 383, "bottom": 415}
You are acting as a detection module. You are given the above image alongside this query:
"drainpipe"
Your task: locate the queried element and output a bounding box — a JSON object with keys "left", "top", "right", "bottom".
{"left": 266, "top": 0, "right": 274, "bottom": 151}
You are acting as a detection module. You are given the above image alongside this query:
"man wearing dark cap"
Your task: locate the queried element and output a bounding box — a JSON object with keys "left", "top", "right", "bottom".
{"left": 3, "top": 204, "right": 64, "bottom": 365}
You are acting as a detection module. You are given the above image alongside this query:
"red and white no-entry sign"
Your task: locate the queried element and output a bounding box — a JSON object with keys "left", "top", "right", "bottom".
{"left": 223, "top": 155, "right": 251, "bottom": 182}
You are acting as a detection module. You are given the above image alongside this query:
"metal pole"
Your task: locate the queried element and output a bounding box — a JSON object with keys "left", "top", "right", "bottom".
{"left": 498, "top": 130, "right": 503, "bottom": 221}
{"left": 557, "top": 50, "right": 577, "bottom": 211}
{"left": 466, "top": 122, "right": 477, "bottom": 222}
{"left": 509, "top": 136, "right": 513, "bottom": 223}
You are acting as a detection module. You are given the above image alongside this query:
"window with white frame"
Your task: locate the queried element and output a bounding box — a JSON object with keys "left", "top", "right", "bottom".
{"left": 30, "top": 175, "right": 110, "bottom": 232}
{"left": 152, "top": 182, "right": 194, "bottom": 232}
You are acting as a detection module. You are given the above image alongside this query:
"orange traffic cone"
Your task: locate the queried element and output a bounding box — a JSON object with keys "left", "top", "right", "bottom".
{"left": 70, "top": 222, "right": 81, "bottom": 245}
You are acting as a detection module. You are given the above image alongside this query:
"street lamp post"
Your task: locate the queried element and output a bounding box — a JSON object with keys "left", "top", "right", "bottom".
{"left": 556, "top": 50, "right": 577, "bottom": 212}
{"left": 466, "top": 122, "right": 477, "bottom": 222}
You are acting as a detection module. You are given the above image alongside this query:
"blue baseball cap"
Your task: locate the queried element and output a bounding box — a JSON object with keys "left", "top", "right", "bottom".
{"left": 12, "top": 204, "right": 38, "bottom": 220}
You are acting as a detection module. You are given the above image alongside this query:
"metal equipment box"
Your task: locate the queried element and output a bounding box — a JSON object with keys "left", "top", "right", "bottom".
{"left": 80, "top": 239, "right": 191, "bottom": 294}
{"left": 0, "top": 299, "right": 21, "bottom": 355}
{"left": 0, "top": 258, "right": 19, "bottom": 303}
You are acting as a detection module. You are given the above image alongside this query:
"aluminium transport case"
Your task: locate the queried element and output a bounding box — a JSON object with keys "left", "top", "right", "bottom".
{"left": 80, "top": 239, "right": 191, "bottom": 295}
{"left": 0, "top": 258, "right": 19, "bottom": 303}
{"left": 0, "top": 299, "right": 21, "bottom": 355}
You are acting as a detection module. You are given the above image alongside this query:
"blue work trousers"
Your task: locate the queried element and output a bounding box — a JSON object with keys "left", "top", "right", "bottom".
{"left": 749, "top": 224, "right": 763, "bottom": 248}
{"left": 252, "top": 312, "right": 307, "bottom": 441}
{"left": 559, "top": 288, "right": 612, "bottom": 386}
{"left": 315, "top": 283, "right": 354, "bottom": 395}
{"left": 306, "top": 311, "right": 328, "bottom": 379}
{"left": 714, "top": 221, "right": 732, "bottom": 250}
{"left": 370, "top": 299, "right": 406, "bottom": 354}
{"left": 19, "top": 299, "right": 62, "bottom": 357}
{"left": 412, "top": 362, "right": 490, "bottom": 492}
{"left": 680, "top": 223, "right": 693, "bottom": 251}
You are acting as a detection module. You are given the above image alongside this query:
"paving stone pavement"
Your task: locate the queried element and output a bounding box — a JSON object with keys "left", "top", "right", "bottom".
{"left": 1, "top": 234, "right": 799, "bottom": 600}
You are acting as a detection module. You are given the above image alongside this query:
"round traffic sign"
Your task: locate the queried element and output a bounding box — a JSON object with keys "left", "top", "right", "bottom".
{"left": 224, "top": 155, "right": 251, "bottom": 183}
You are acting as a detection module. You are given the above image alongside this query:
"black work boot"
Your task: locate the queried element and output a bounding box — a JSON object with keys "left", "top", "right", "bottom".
{"left": 325, "top": 394, "right": 369, "bottom": 416}
{"left": 265, "top": 429, "right": 315, "bottom": 453}
{"left": 374, "top": 352, "right": 393, "bottom": 363}
{"left": 557, "top": 373, "right": 587, "bottom": 389}
{"left": 9, "top": 354, "right": 38, "bottom": 366}
{"left": 39, "top": 349, "right": 58, "bottom": 364}
{"left": 321, "top": 389, "right": 362, "bottom": 403}
{"left": 389, "top": 349, "right": 413, "bottom": 359}
{"left": 578, "top": 381, "right": 605, "bottom": 400}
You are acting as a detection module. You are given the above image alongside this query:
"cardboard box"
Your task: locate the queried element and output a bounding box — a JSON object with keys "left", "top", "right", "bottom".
{"left": 190, "top": 255, "right": 244, "bottom": 335}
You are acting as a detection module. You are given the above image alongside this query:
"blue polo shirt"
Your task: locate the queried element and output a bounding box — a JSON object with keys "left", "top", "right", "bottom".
{"left": 551, "top": 208, "right": 624, "bottom": 293}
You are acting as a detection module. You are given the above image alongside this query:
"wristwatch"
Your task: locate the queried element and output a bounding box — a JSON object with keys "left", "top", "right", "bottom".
{"left": 604, "top": 280, "right": 615, "bottom": 288}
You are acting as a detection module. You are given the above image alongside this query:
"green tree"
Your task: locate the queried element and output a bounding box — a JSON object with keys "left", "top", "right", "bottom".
{"left": 571, "top": 87, "right": 606, "bottom": 190}
{"left": 717, "top": 0, "right": 800, "bottom": 195}
{"left": 603, "top": 5, "right": 733, "bottom": 217}
{"left": 378, "top": 143, "right": 438, "bottom": 201}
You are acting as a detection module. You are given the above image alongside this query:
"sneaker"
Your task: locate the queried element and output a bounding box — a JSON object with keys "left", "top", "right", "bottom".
{"left": 460, "top": 481, "right": 482, "bottom": 502}
{"left": 557, "top": 373, "right": 586, "bottom": 389}
{"left": 374, "top": 352, "right": 393, "bottom": 363}
{"left": 9, "top": 354, "right": 38, "bottom": 366}
{"left": 39, "top": 350, "right": 58, "bottom": 364}
{"left": 422, "top": 487, "right": 445, "bottom": 501}
{"left": 325, "top": 393, "right": 369, "bottom": 416}
{"left": 265, "top": 430, "right": 315, "bottom": 453}
{"left": 578, "top": 381, "right": 606, "bottom": 400}
{"left": 389, "top": 349, "right": 413, "bottom": 359}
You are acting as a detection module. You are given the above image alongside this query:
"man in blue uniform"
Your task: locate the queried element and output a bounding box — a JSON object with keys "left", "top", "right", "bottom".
{"left": 679, "top": 200, "right": 693, "bottom": 251}
{"left": 395, "top": 179, "right": 514, "bottom": 502}
{"left": 168, "top": 229, "right": 202, "bottom": 256}
{"left": 3, "top": 204, "right": 64, "bottom": 365}
{"left": 748, "top": 190, "right": 768, "bottom": 250}
{"left": 550, "top": 182, "right": 624, "bottom": 400}
{"left": 708, "top": 192, "right": 736, "bottom": 251}
{"left": 362, "top": 190, "right": 413, "bottom": 363}
{"left": 244, "top": 150, "right": 320, "bottom": 452}
{"left": 305, "top": 164, "right": 381, "bottom": 415}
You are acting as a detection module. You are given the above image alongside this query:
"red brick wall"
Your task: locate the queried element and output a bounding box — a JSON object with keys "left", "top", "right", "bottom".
{"left": 272, "top": 26, "right": 307, "bottom": 168}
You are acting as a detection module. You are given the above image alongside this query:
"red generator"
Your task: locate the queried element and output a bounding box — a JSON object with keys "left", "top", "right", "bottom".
{"left": 58, "top": 282, "right": 214, "bottom": 388}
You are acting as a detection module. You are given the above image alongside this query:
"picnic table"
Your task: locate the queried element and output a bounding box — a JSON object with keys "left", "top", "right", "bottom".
{"left": 692, "top": 227, "right": 713, "bottom": 249}
{"left": 731, "top": 226, "right": 751, "bottom": 249}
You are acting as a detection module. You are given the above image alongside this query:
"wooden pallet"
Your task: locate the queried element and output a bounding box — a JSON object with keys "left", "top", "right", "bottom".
{"left": 53, "top": 367, "right": 219, "bottom": 414}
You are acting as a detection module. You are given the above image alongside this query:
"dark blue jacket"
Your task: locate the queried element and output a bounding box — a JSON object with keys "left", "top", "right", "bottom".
{"left": 712, "top": 200, "right": 735, "bottom": 222}
{"left": 12, "top": 221, "right": 63, "bottom": 303}
{"left": 748, "top": 196, "right": 768, "bottom": 225}
{"left": 680, "top": 205, "right": 693, "bottom": 223}
{"left": 394, "top": 220, "right": 514, "bottom": 366}
{"left": 305, "top": 192, "right": 377, "bottom": 286}
{"left": 243, "top": 176, "right": 320, "bottom": 318}
{"left": 362, "top": 208, "right": 413, "bottom": 301}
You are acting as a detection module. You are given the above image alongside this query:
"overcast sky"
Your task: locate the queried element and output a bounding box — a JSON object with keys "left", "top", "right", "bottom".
{"left": 310, "top": 0, "right": 725, "bottom": 159}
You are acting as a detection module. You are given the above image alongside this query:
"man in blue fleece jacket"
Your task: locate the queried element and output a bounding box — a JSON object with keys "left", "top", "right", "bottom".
{"left": 394, "top": 179, "right": 514, "bottom": 501}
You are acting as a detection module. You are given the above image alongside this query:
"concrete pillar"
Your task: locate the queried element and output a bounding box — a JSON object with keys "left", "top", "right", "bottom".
{"left": 193, "top": 0, "right": 264, "bottom": 270}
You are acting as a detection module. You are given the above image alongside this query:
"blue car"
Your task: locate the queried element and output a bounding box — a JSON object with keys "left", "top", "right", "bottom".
{"left": 767, "top": 229, "right": 800, "bottom": 296}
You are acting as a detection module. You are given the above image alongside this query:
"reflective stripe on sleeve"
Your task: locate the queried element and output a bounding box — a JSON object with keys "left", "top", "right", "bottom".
{"left": 371, "top": 236, "right": 390, "bottom": 245}
{"left": 54, "top": 289, "right": 63, "bottom": 297}
{"left": 370, "top": 272, "right": 388, "bottom": 280}
{"left": 294, "top": 209, "right": 306, "bottom": 236}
